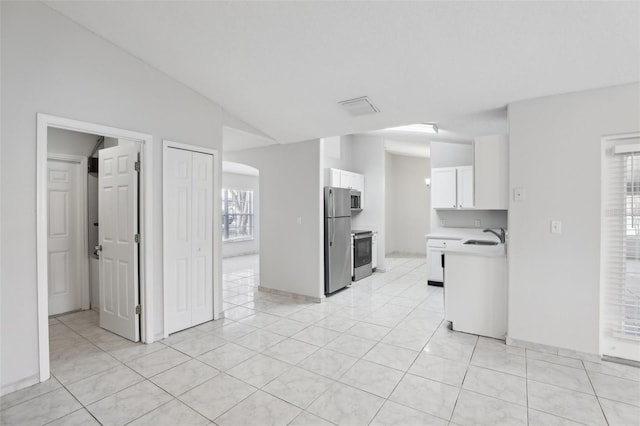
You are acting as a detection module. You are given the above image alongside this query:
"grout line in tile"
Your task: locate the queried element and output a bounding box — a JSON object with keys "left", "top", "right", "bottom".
{"left": 582, "top": 359, "right": 611, "bottom": 426}
{"left": 525, "top": 349, "right": 530, "bottom": 426}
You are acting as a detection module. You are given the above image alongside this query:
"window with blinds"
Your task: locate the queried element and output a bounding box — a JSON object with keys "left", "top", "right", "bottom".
{"left": 221, "top": 189, "right": 254, "bottom": 242}
{"left": 601, "top": 136, "right": 640, "bottom": 362}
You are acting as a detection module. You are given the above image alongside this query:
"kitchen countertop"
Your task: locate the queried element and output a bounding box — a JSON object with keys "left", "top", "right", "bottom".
{"left": 426, "top": 228, "right": 501, "bottom": 240}
{"left": 425, "top": 228, "right": 507, "bottom": 257}
{"left": 442, "top": 242, "right": 506, "bottom": 257}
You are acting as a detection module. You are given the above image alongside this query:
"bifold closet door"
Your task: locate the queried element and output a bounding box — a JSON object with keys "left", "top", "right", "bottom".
{"left": 165, "top": 148, "right": 213, "bottom": 334}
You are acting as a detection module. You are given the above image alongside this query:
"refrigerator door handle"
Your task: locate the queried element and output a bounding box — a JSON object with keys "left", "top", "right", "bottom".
{"left": 330, "top": 189, "right": 335, "bottom": 218}
{"left": 330, "top": 219, "right": 335, "bottom": 246}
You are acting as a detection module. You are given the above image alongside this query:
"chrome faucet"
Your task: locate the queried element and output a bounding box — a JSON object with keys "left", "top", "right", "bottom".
{"left": 483, "top": 227, "right": 506, "bottom": 244}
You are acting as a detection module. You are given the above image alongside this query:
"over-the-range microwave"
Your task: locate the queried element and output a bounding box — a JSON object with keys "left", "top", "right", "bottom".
{"left": 350, "top": 189, "right": 362, "bottom": 211}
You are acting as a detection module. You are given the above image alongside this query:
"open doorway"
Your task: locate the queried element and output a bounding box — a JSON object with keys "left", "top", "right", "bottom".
{"left": 220, "top": 161, "right": 261, "bottom": 319}
{"left": 36, "top": 114, "right": 153, "bottom": 382}
{"left": 47, "top": 130, "right": 139, "bottom": 316}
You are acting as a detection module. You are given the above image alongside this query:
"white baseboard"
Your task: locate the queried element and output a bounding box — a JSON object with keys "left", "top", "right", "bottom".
{"left": 0, "top": 374, "right": 39, "bottom": 397}
{"left": 506, "top": 336, "right": 601, "bottom": 363}
{"left": 258, "top": 285, "right": 324, "bottom": 303}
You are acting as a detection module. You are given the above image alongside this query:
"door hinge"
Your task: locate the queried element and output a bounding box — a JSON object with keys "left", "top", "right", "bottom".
{"left": 135, "top": 304, "right": 141, "bottom": 315}
{"left": 134, "top": 233, "right": 141, "bottom": 243}
{"left": 134, "top": 161, "right": 141, "bottom": 172}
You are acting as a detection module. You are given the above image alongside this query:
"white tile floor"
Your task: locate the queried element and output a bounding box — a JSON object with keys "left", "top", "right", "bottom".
{"left": 2, "top": 254, "right": 640, "bottom": 425}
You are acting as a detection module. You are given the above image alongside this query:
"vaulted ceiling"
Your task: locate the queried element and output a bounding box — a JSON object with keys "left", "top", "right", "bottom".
{"left": 45, "top": 1, "right": 639, "bottom": 152}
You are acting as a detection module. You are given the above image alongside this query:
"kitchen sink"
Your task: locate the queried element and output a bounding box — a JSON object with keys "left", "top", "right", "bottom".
{"left": 464, "top": 240, "right": 499, "bottom": 246}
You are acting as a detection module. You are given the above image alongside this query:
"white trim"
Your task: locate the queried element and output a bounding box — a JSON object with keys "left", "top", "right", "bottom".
{"left": 46, "top": 153, "right": 90, "bottom": 311}
{"left": 613, "top": 142, "right": 640, "bottom": 154}
{"left": 162, "top": 140, "right": 221, "bottom": 338}
{"left": 37, "top": 113, "right": 154, "bottom": 383}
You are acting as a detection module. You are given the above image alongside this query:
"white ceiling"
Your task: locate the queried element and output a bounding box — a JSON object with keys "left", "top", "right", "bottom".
{"left": 45, "top": 1, "right": 639, "bottom": 154}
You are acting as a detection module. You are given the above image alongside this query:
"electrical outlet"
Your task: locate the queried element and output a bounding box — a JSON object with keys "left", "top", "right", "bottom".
{"left": 296, "top": 217, "right": 302, "bottom": 225}
{"left": 550, "top": 220, "right": 562, "bottom": 234}
{"left": 474, "top": 219, "right": 481, "bottom": 227}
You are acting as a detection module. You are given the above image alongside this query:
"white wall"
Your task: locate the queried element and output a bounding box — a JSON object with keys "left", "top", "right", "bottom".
{"left": 224, "top": 140, "right": 324, "bottom": 299}
{"left": 222, "top": 172, "right": 260, "bottom": 258}
{"left": 48, "top": 127, "right": 99, "bottom": 157}
{"left": 0, "top": 1, "right": 226, "bottom": 392}
{"left": 430, "top": 141, "right": 472, "bottom": 168}
{"left": 322, "top": 136, "right": 353, "bottom": 182}
{"left": 348, "top": 134, "right": 387, "bottom": 271}
{"left": 435, "top": 210, "right": 508, "bottom": 230}
{"left": 508, "top": 83, "right": 640, "bottom": 354}
{"left": 385, "top": 153, "right": 431, "bottom": 255}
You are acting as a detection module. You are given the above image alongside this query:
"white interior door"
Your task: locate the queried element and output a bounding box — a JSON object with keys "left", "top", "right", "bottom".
{"left": 190, "top": 152, "right": 214, "bottom": 326}
{"left": 165, "top": 148, "right": 213, "bottom": 334}
{"left": 47, "top": 159, "right": 82, "bottom": 315}
{"left": 166, "top": 148, "right": 192, "bottom": 333}
{"left": 99, "top": 143, "right": 139, "bottom": 341}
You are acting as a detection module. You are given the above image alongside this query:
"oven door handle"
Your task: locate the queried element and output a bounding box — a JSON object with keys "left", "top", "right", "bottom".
{"left": 353, "top": 234, "right": 372, "bottom": 240}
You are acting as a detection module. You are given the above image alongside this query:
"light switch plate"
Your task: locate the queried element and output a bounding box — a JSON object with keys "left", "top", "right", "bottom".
{"left": 551, "top": 220, "right": 562, "bottom": 234}
{"left": 514, "top": 187, "right": 525, "bottom": 201}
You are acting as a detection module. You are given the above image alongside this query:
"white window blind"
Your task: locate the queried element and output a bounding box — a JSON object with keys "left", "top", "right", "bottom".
{"left": 601, "top": 137, "right": 640, "bottom": 362}
{"left": 221, "top": 189, "right": 254, "bottom": 242}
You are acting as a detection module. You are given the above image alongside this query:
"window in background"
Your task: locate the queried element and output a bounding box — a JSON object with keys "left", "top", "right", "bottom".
{"left": 601, "top": 136, "right": 640, "bottom": 363}
{"left": 222, "top": 189, "right": 254, "bottom": 241}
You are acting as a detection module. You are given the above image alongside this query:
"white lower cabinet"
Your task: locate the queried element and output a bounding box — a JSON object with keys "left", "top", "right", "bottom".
{"left": 444, "top": 252, "right": 507, "bottom": 339}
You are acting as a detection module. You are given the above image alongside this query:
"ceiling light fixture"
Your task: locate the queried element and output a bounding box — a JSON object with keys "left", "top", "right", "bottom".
{"left": 386, "top": 123, "right": 438, "bottom": 134}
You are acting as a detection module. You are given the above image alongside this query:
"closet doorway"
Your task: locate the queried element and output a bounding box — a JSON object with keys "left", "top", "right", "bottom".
{"left": 163, "top": 141, "right": 219, "bottom": 335}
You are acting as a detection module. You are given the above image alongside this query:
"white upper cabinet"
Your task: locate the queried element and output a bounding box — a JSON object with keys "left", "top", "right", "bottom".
{"left": 340, "top": 170, "right": 354, "bottom": 189}
{"left": 431, "top": 167, "right": 457, "bottom": 209}
{"left": 327, "top": 168, "right": 364, "bottom": 190}
{"left": 457, "top": 166, "right": 474, "bottom": 208}
{"left": 351, "top": 173, "right": 364, "bottom": 193}
{"left": 474, "top": 134, "right": 508, "bottom": 209}
{"left": 431, "top": 166, "right": 473, "bottom": 209}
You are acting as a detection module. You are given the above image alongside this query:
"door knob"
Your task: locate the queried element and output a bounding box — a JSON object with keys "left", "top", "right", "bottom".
{"left": 95, "top": 245, "right": 102, "bottom": 252}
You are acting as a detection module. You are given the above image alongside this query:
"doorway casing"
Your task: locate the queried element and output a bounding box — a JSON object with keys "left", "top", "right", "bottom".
{"left": 36, "top": 113, "right": 154, "bottom": 382}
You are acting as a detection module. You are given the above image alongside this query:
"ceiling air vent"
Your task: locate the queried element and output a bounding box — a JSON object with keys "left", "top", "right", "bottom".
{"left": 338, "top": 96, "right": 379, "bottom": 116}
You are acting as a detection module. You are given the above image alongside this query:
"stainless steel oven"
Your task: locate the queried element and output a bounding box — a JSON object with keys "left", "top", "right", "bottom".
{"left": 352, "top": 230, "right": 373, "bottom": 281}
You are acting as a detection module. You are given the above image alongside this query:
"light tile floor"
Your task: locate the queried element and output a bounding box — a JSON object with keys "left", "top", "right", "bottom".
{"left": 2, "top": 254, "right": 640, "bottom": 425}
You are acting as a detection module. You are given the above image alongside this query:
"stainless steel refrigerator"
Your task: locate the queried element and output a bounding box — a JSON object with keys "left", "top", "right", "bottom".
{"left": 324, "top": 187, "right": 352, "bottom": 294}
